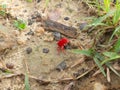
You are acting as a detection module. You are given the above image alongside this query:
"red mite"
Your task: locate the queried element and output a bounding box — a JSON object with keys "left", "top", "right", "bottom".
{"left": 57, "top": 38, "right": 69, "bottom": 53}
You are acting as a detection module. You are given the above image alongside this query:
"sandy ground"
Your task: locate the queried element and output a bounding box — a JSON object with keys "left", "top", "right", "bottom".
{"left": 0, "top": 0, "right": 120, "bottom": 90}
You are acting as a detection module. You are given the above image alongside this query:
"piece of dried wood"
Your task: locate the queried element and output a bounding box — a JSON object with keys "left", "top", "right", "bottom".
{"left": 42, "top": 19, "right": 78, "bottom": 38}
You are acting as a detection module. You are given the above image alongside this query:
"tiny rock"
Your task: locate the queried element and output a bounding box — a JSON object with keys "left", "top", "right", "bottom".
{"left": 28, "top": 18, "right": 34, "bottom": 25}
{"left": 53, "top": 32, "right": 61, "bottom": 40}
{"left": 17, "top": 38, "right": 26, "bottom": 45}
{"left": 79, "top": 22, "right": 87, "bottom": 30}
{"left": 6, "top": 63, "right": 14, "bottom": 69}
{"left": 26, "top": 47, "right": 32, "bottom": 54}
{"left": 26, "top": 30, "right": 34, "bottom": 36}
{"left": 64, "top": 17, "right": 70, "bottom": 21}
{"left": 56, "top": 61, "right": 67, "bottom": 71}
{"left": 37, "top": 0, "right": 41, "bottom": 3}
{"left": 35, "top": 27, "right": 45, "bottom": 36}
{"left": 17, "top": 33, "right": 28, "bottom": 45}
{"left": 42, "top": 48, "right": 49, "bottom": 53}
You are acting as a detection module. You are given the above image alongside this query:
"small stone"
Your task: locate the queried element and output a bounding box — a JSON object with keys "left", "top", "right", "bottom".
{"left": 64, "top": 17, "right": 69, "bottom": 21}
{"left": 17, "top": 39, "right": 26, "bottom": 45}
{"left": 23, "top": 10, "right": 27, "bottom": 12}
{"left": 43, "top": 48, "right": 49, "bottom": 53}
{"left": 17, "top": 33, "right": 28, "bottom": 45}
{"left": 64, "top": 43, "right": 71, "bottom": 49}
{"left": 6, "top": 63, "right": 14, "bottom": 69}
{"left": 53, "top": 32, "right": 61, "bottom": 40}
{"left": 26, "top": 30, "right": 34, "bottom": 36}
{"left": 79, "top": 23, "right": 87, "bottom": 30}
{"left": 37, "top": 0, "right": 41, "bottom": 3}
{"left": 28, "top": 19, "right": 34, "bottom": 25}
{"left": 35, "top": 27, "right": 45, "bottom": 36}
{"left": 26, "top": 47, "right": 32, "bottom": 54}
{"left": 56, "top": 61, "right": 67, "bottom": 71}
{"left": 31, "top": 11, "right": 41, "bottom": 19}
{"left": 73, "top": 68, "right": 88, "bottom": 77}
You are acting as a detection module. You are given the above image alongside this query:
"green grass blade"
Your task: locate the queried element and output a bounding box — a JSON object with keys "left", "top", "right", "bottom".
{"left": 101, "top": 52, "right": 120, "bottom": 65}
{"left": 109, "top": 26, "right": 120, "bottom": 42}
{"left": 0, "top": 4, "right": 7, "bottom": 16}
{"left": 71, "top": 49, "right": 93, "bottom": 57}
{"left": 93, "top": 57, "right": 106, "bottom": 77}
{"left": 103, "top": 0, "right": 110, "bottom": 12}
{"left": 113, "top": 3, "right": 120, "bottom": 24}
{"left": 101, "top": 57, "right": 120, "bottom": 65}
{"left": 89, "top": 10, "right": 114, "bottom": 27}
{"left": 14, "top": 19, "right": 26, "bottom": 30}
{"left": 103, "top": 52, "right": 119, "bottom": 58}
{"left": 114, "top": 38, "right": 120, "bottom": 52}
{"left": 25, "top": 74, "right": 30, "bottom": 90}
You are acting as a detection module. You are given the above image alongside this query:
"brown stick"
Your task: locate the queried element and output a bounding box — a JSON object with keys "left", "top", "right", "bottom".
{"left": 42, "top": 19, "right": 78, "bottom": 38}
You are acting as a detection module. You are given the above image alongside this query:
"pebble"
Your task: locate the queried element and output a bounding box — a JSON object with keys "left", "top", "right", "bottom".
{"left": 64, "top": 17, "right": 69, "bottom": 21}
{"left": 23, "top": 10, "right": 27, "bottom": 13}
{"left": 17, "top": 39, "right": 26, "bottom": 45}
{"left": 56, "top": 61, "right": 67, "bottom": 71}
{"left": 26, "top": 47, "right": 32, "bottom": 54}
{"left": 35, "top": 27, "right": 45, "bottom": 36}
{"left": 53, "top": 32, "right": 61, "bottom": 40}
{"left": 73, "top": 68, "right": 88, "bottom": 77}
{"left": 28, "top": 19, "right": 34, "bottom": 25}
{"left": 43, "top": 48, "right": 49, "bottom": 53}
{"left": 37, "top": 0, "right": 41, "bottom": 3}
{"left": 6, "top": 63, "right": 14, "bottom": 69}
{"left": 64, "top": 43, "right": 71, "bottom": 49}
{"left": 79, "top": 23, "right": 87, "bottom": 30}
{"left": 31, "top": 11, "right": 41, "bottom": 19}
{"left": 26, "top": 29, "right": 34, "bottom": 36}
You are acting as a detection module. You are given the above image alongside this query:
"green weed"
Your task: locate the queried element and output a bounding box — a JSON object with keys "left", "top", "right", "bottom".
{"left": 113, "top": 3, "right": 120, "bottom": 24}
{"left": 71, "top": 49, "right": 120, "bottom": 77}
{"left": 72, "top": 49, "right": 106, "bottom": 77}
{"left": 87, "top": 0, "right": 120, "bottom": 42}
{"left": 25, "top": 74, "right": 30, "bottom": 90}
{"left": 0, "top": 4, "right": 7, "bottom": 16}
{"left": 14, "top": 19, "right": 26, "bottom": 30}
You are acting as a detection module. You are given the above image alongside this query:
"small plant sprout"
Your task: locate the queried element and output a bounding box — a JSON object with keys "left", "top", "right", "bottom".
{"left": 0, "top": 4, "right": 7, "bottom": 16}
{"left": 14, "top": 19, "right": 26, "bottom": 31}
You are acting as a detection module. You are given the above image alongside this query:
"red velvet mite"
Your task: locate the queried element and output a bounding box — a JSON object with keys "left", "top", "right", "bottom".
{"left": 57, "top": 38, "right": 69, "bottom": 53}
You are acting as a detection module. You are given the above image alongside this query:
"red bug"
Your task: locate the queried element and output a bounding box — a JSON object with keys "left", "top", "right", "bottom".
{"left": 57, "top": 38, "right": 69, "bottom": 54}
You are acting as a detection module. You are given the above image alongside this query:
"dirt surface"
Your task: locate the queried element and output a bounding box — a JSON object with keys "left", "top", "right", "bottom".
{"left": 0, "top": 0, "right": 120, "bottom": 90}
